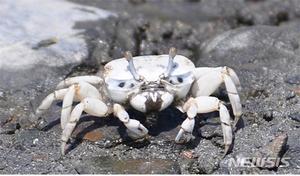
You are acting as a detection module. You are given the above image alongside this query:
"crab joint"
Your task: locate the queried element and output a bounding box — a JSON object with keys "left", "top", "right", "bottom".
{"left": 162, "top": 47, "right": 177, "bottom": 78}
{"left": 124, "top": 51, "right": 143, "bottom": 81}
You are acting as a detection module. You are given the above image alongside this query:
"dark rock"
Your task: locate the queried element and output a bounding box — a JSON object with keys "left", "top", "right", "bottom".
{"left": 90, "top": 40, "right": 111, "bottom": 65}
{"left": 14, "top": 144, "right": 26, "bottom": 151}
{"left": 185, "top": 0, "right": 201, "bottom": 2}
{"left": 75, "top": 156, "right": 181, "bottom": 174}
{"left": 32, "top": 37, "right": 58, "bottom": 50}
{"left": 199, "top": 25, "right": 300, "bottom": 69}
{"left": 0, "top": 115, "right": 21, "bottom": 135}
{"left": 0, "top": 158, "right": 7, "bottom": 170}
{"left": 288, "top": 113, "right": 300, "bottom": 122}
{"left": 247, "top": 88, "right": 269, "bottom": 98}
{"left": 198, "top": 116, "right": 223, "bottom": 139}
{"left": 128, "top": 0, "right": 147, "bottom": 5}
{"left": 283, "top": 147, "right": 300, "bottom": 170}
{"left": 254, "top": 133, "right": 288, "bottom": 169}
{"left": 199, "top": 125, "right": 222, "bottom": 139}
{"left": 88, "top": 15, "right": 201, "bottom": 63}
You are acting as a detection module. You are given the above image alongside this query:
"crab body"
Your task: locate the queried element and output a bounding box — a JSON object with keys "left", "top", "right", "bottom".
{"left": 35, "top": 48, "right": 242, "bottom": 156}
{"left": 104, "top": 54, "right": 195, "bottom": 112}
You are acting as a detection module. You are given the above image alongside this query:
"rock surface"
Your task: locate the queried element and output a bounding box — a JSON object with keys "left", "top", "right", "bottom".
{"left": 0, "top": 0, "right": 300, "bottom": 174}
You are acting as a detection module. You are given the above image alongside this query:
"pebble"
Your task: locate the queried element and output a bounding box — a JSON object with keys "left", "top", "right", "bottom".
{"left": 285, "top": 75, "right": 300, "bottom": 85}
{"left": 286, "top": 91, "right": 296, "bottom": 100}
{"left": 32, "top": 138, "right": 39, "bottom": 146}
{"left": 14, "top": 144, "right": 26, "bottom": 151}
{"left": 263, "top": 110, "right": 273, "bottom": 122}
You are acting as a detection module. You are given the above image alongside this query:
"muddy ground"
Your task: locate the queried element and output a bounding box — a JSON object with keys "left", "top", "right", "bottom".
{"left": 0, "top": 0, "right": 299, "bottom": 174}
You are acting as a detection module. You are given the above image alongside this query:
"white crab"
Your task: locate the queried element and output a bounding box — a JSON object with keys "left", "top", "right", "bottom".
{"left": 36, "top": 47, "right": 242, "bottom": 155}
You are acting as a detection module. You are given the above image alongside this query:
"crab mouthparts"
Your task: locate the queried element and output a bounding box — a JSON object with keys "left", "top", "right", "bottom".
{"left": 148, "top": 92, "right": 159, "bottom": 102}
{"left": 140, "top": 83, "right": 165, "bottom": 91}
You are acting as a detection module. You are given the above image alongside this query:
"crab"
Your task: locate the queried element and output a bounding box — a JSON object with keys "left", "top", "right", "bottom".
{"left": 35, "top": 47, "right": 242, "bottom": 155}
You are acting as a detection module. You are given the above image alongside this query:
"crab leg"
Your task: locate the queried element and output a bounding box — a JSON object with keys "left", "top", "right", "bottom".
{"left": 193, "top": 66, "right": 241, "bottom": 89}
{"left": 192, "top": 67, "right": 222, "bottom": 79}
{"left": 61, "top": 85, "right": 76, "bottom": 129}
{"left": 223, "top": 74, "right": 242, "bottom": 126}
{"left": 175, "top": 100, "right": 197, "bottom": 143}
{"left": 35, "top": 88, "right": 69, "bottom": 116}
{"left": 113, "top": 104, "right": 148, "bottom": 139}
{"left": 56, "top": 75, "right": 103, "bottom": 89}
{"left": 192, "top": 70, "right": 223, "bottom": 96}
{"left": 192, "top": 66, "right": 242, "bottom": 125}
{"left": 60, "top": 82, "right": 101, "bottom": 129}
{"left": 226, "top": 67, "right": 241, "bottom": 90}
{"left": 175, "top": 96, "right": 233, "bottom": 155}
{"left": 36, "top": 81, "right": 101, "bottom": 124}
{"left": 61, "top": 97, "right": 109, "bottom": 155}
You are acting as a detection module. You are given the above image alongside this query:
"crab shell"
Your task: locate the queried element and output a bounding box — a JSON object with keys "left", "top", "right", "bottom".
{"left": 103, "top": 54, "right": 196, "bottom": 112}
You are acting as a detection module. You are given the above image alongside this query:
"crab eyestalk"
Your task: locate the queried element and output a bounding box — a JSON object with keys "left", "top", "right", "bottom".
{"left": 124, "top": 51, "right": 143, "bottom": 81}
{"left": 162, "top": 47, "right": 176, "bottom": 78}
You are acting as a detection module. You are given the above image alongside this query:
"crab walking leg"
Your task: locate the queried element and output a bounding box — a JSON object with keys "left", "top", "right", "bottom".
{"left": 35, "top": 88, "right": 69, "bottom": 116}
{"left": 113, "top": 104, "right": 148, "bottom": 139}
{"left": 56, "top": 76, "right": 103, "bottom": 89}
{"left": 192, "top": 70, "right": 223, "bottom": 96}
{"left": 61, "top": 85, "right": 76, "bottom": 129}
{"left": 226, "top": 67, "right": 241, "bottom": 91}
{"left": 193, "top": 66, "right": 241, "bottom": 91}
{"left": 175, "top": 97, "right": 233, "bottom": 154}
{"left": 61, "top": 98, "right": 109, "bottom": 155}
{"left": 60, "top": 82, "right": 102, "bottom": 129}
{"left": 223, "top": 74, "right": 242, "bottom": 126}
{"left": 219, "top": 103, "right": 233, "bottom": 155}
{"left": 192, "top": 67, "right": 223, "bottom": 79}
{"left": 192, "top": 67, "right": 242, "bottom": 125}
{"left": 175, "top": 101, "right": 197, "bottom": 143}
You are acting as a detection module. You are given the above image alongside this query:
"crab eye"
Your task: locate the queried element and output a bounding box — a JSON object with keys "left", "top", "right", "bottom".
{"left": 177, "top": 77, "right": 183, "bottom": 83}
{"left": 168, "top": 76, "right": 184, "bottom": 85}
{"left": 165, "top": 72, "right": 193, "bottom": 86}
{"left": 118, "top": 82, "right": 125, "bottom": 88}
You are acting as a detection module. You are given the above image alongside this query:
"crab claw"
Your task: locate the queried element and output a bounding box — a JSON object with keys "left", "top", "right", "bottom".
{"left": 125, "top": 119, "right": 148, "bottom": 139}
{"left": 175, "top": 129, "right": 195, "bottom": 143}
{"left": 175, "top": 118, "right": 195, "bottom": 143}
{"left": 223, "top": 145, "right": 231, "bottom": 158}
{"left": 175, "top": 99, "right": 197, "bottom": 143}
